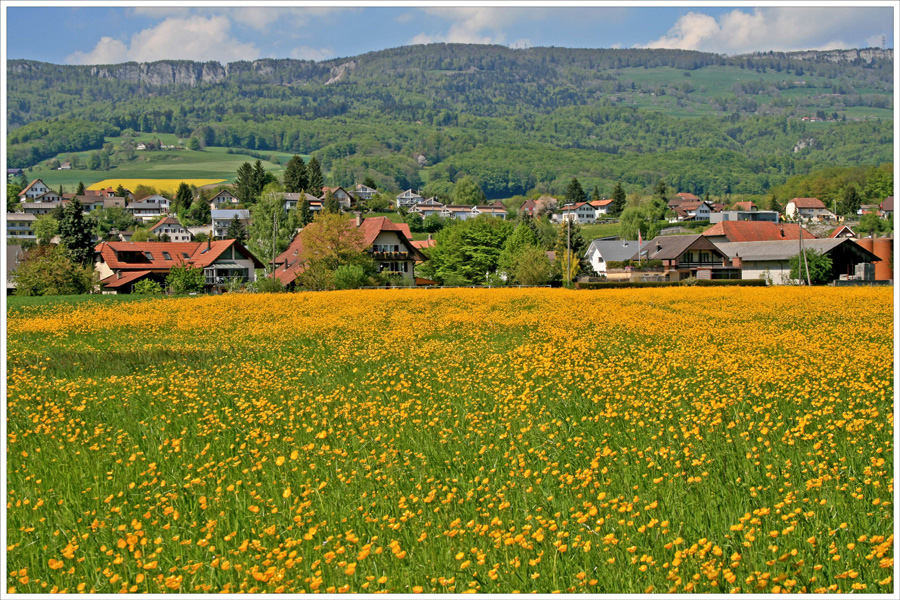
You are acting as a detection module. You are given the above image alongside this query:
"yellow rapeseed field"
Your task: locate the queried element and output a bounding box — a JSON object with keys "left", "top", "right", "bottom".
{"left": 87, "top": 179, "right": 225, "bottom": 193}
{"left": 5, "top": 287, "right": 894, "bottom": 593}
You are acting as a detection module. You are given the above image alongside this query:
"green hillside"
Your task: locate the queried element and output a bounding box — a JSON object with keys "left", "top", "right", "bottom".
{"left": 7, "top": 44, "right": 893, "bottom": 198}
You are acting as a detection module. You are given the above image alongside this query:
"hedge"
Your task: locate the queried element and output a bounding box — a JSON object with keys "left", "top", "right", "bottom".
{"left": 576, "top": 279, "right": 768, "bottom": 289}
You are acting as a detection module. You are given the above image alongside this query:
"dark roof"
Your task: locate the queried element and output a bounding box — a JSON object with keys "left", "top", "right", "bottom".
{"left": 715, "top": 239, "right": 880, "bottom": 262}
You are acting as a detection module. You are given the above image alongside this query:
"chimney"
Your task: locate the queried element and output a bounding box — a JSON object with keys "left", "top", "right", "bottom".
{"left": 355, "top": 212, "right": 363, "bottom": 227}
{"left": 116, "top": 270, "right": 121, "bottom": 280}
{"left": 207, "top": 238, "right": 211, "bottom": 252}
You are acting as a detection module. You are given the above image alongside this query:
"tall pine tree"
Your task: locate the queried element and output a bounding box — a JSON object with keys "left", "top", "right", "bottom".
{"left": 58, "top": 199, "right": 94, "bottom": 265}
{"left": 307, "top": 157, "right": 324, "bottom": 196}
{"left": 174, "top": 182, "right": 193, "bottom": 214}
{"left": 611, "top": 182, "right": 626, "bottom": 216}
{"left": 283, "top": 155, "right": 308, "bottom": 194}
{"left": 75, "top": 181, "right": 85, "bottom": 196}
{"left": 591, "top": 186, "right": 601, "bottom": 201}
{"left": 234, "top": 162, "right": 256, "bottom": 205}
{"left": 565, "top": 178, "right": 586, "bottom": 204}
{"left": 226, "top": 214, "right": 247, "bottom": 243}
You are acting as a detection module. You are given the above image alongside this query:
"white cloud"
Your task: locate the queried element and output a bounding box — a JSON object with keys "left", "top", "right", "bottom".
{"left": 66, "top": 15, "right": 260, "bottom": 64}
{"left": 290, "top": 45, "right": 336, "bottom": 62}
{"left": 407, "top": 7, "right": 553, "bottom": 46}
{"left": 643, "top": 7, "right": 890, "bottom": 54}
{"left": 230, "top": 7, "right": 351, "bottom": 33}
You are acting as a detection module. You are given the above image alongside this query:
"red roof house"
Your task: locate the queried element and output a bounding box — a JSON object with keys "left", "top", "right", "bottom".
{"left": 702, "top": 221, "right": 816, "bottom": 244}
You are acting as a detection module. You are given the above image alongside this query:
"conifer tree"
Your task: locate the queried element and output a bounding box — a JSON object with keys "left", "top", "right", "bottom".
{"left": 565, "top": 178, "right": 586, "bottom": 204}
{"left": 283, "top": 155, "right": 308, "bottom": 194}
{"left": 58, "top": 199, "right": 93, "bottom": 265}
{"left": 611, "top": 182, "right": 627, "bottom": 216}
{"left": 307, "top": 157, "right": 324, "bottom": 196}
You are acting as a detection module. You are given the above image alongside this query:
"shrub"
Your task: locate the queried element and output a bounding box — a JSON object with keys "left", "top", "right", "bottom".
{"left": 133, "top": 279, "right": 163, "bottom": 295}
{"left": 333, "top": 264, "right": 371, "bottom": 290}
{"left": 165, "top": 262, "right": 205, "bottom": 294}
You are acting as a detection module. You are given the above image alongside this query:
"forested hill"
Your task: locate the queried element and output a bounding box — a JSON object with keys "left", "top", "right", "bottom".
{"left": 7, "top": 44, "right": 894, "bottom": 198}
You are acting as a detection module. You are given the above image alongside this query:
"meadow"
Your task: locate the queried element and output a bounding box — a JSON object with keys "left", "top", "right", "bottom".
{"left": 5, "top": 288, "right": 894, "bottom": 593}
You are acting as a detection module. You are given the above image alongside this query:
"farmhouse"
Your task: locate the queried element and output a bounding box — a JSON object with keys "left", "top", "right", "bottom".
{"left": 94, "top": 239, "right": 264, "bottom": 294}
{"left": 17, "top": 179, "right": 52, "bottom": 201}
{"left": 209, "top": 189, "right": 239, "bottom": 210}
{"left": 589, "top": 199, "right": 614, "bottom": 218}
{"left": 715, "top": 239, "right": 881, "bottom": 285}
{"left": 557, "top": 202, "right": 596, "bottom": 224}
{"left": 272, "top": 214, "right": 425, "bottom": 288}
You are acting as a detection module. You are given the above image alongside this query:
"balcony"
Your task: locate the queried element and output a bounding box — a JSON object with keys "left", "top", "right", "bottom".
{"left": 370, "top": 250, "right": 409, "bottom": 260}
{"left": 676, "top": 261, "right": 726, "bottom": 269}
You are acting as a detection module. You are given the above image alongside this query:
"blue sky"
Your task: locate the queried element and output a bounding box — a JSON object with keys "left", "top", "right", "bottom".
{"left": 5, "top": 4, "right": 895, "bottom": 65}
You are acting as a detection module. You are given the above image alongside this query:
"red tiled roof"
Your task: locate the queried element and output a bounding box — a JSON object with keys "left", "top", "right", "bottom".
{"left": 789, "top": 197, "right": 826, "bottom": 209}
{"left": 828, "top": 225, "right": 856, "bottom": 239}
{"left": 676, "top": 192, "right": 699, "bottom": 202}
{"left": 733, "top": 202, "right": 756, "bottom": 211}
{"left": 94, "top": 240, "right": 263, "bottom": 271}
{"left": 589, "top": 199, "right": 613, "bottom": 207}
{"left": 99, "top": 270, "right": 155, "bottom": 289}
{"left": 412, "top": 238, "right": 436, "bottom": 249}
{"left": 702, "top": 221, "right": 816, "bottom": 243}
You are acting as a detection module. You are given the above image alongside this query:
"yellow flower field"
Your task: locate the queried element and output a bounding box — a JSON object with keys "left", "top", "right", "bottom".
{"left": 5, "top": 288, "right": 894, "bottom": 593}
{"left": 87, "top": 179, "right": 225, "bottom": 193}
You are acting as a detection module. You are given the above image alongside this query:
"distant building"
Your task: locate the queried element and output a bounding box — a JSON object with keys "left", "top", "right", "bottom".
{"left": 6, "top": 213, "right": 37, "bottom": 240}
{"left": 150, "top": 216, "right": 193, "bottom": 243}
{"left": 702, "top": 221, "right": 815, "bottom": 244}
{"left": 709, "top": 210, "right": 780, "bottom": 224}
{"left": 211, "top": 209, "right": 251, "bottom": 239}
{"left": 785, "top": 197, "right": 836, "bottom": 222}
{"left": 396, "top": 189, "right": 425, "bottom": 209}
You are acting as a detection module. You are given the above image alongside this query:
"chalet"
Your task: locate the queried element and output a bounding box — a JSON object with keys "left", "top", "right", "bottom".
{"left": 18, "top": 179, "right": 52, "bottom": 201}
{"left": 585, "top": 239, "right": 649, "bottom": 276}
{"left": 702, "top": 221, "right": 815, "bottom": 245}
{"left": 211, "top": 210, "right": 251, "bottom": 239}
{"left": 32, "top": 191, "right": 63, "bottom": 204}
{"left": 473, "top": 205, "right": 508, "bottom": 219}
{"left": 272, "top": 215, "right": 425, "bottom": 288}
{"left": 150, "top": 216, "right": 193, "bottom": 243}
{"left": 351, "top": 183, "right": 377, "bottom": 201}
{"left": 557, "top": 202, "right": 596, "bottom": 224}
{"left": 633, "top": 234, "right": 739, "bottom": 281}
{"left": 6, "top": 213, "right": 37, "bottom": 240}
{"left": 409, "top": 201, "right": 446, "bottom": 219}
{"left": 396, "top": 189, "right": 425, "bottom": 209}
{"left": 209, "top": 189, "right": 239, "bottom": 210}
{"left": 785, "top": 198, "right": 836, "bottom": 222}
{"left": 321, "top": 186, "right": 353, "bottom": 210}
{"left": 714, "top": 239, "right": 881, "bottom": 285}
{"left": 94, "top": 239, "right": 264, "bottom": 294}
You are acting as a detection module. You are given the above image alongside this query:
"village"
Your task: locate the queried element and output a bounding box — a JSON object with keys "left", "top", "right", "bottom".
{"left": 5, "top": 174, "right": 895, "bottom": 295}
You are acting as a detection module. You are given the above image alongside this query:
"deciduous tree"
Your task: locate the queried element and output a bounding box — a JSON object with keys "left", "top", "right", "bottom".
{"left": 14, "top": 245, "right": 95, "bottom": 296}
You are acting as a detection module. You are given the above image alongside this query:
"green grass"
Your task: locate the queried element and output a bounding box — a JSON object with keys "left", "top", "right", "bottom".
{"left": 579, "top": 221, "right": 621, "bottom": 240}
{"left": 23, "top": 146, "right": 309, "bottom": 192}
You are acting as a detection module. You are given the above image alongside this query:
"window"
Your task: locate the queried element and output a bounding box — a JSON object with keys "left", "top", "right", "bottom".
{"left": 181, "top": 252, "right": 190, "bottom": 259}
{"left": 163, "top": 252, "right": 171, "bottom": 260}
{"left": 143, "top": 251, "right": 153, "bottom": 260}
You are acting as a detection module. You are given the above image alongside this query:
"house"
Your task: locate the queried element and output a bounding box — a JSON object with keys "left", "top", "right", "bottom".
{"left": 557, "top": 202, "right": 596, "bottom": 224}
{"left": 17, "top": 179, "right": 52, "bottom": 201}
{"left": 6, "top": 213, "right": 37, "bottom": 240}
{"left": 396, "top": 189, "right": 425, "bottom": 209}
{"left": 283, "top": 193, "right": 320, "bottom": 212}
{"left": 209, "top": 189, "right": 239, "bottom": 210}
{"left": 671, "top": 201, "right": 713, "bottom": 222}
{"left": 94, "top": 239, "right": 264, "bottom": 294}
{"left": 21, "top": 202, "right": 59, "bottom": 216}
{"left": 85, "top": 187, "right": 119, "bottom": 198}
{"left": 320, "top": 186, "right": 353, "bottom": 210}
{"left": 32, "top": 191, "right": 63, "bottom": 204}
{"left": 211, "top": 210, "right": 251, "bottom": 239}
{"left": 79, "top": 196, "right": 127, "bottom": 213}
{"left": 714, "top": 239, "right": 881, "bottom": 285}
{"left": 709, "top": 210, "right": 780, "bottom": 224}
{"left": 272, "top": 214, "right": 425, "bottom": 287}
{"left": 6, "top": 244, "right": 25, "bottom": 294}
{"left": 441, "top": 205, "right": 478, "bottom": 220}
{"left": 785, "top": 198, "right": 836, "bottom": 222}
{"left": 732, "top": 201, "right": 757, "bottom": 212}
{"left": 351, "top": 183, "right": 377, "bottom": 201}
{"left": 409, "top": 202, "right": 446, "bottom": 219}
{"left": 675, "top": 192, "right": 699, "bottom": 203}
{"left": 879, "top": 196, "right": 893, "bottom": 219}
{"left": 585, "top": 239, "right": 649, "bottom": 276}
{"left": 150, "top": 216, "right": 193, "bottom": 242}
{"left": 126, "top": 196, "right": 170, "bottom": 222}
{"left": 589, "top": 199, "right": 614, "bottom": 218}
{"left": 858, "top": 204, "right": 878, "bottom": 216}
{"left": 473, "top": 205, "right": 508, "bottom": 219}
{"left": 829, "top": 225, "right": 857, "bottom": 240}
{"left": 7, "top": 168, "right": 24, "bottom": 181}
{"left": 632, "top": 234, "right": 739, "bottom": 281}
{"left": 58, "top": 161, "right": 71, "bottom": 170}
{"left": 702, "top": 221, "right": 815, "bottom": 245}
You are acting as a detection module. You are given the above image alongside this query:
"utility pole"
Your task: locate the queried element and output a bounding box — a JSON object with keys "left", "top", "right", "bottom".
{"left": 271, "top": 209, "right": 278, "bottom": 275}
{"left": 566, "top": 216, "right": 571, "bottom": 287}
